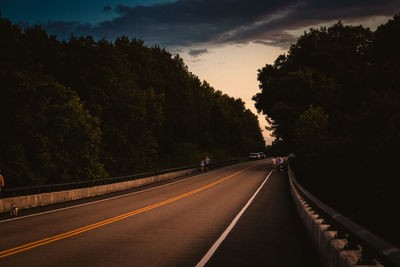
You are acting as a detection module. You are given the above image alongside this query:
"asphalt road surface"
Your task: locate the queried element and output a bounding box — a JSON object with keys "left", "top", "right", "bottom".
{"left": 0, "top": 160, "right": 320, "bottom": 266}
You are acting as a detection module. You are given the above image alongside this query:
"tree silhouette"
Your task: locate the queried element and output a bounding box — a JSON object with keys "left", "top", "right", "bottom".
{"left": 254, "top": 14, "right": 400, "bottom": 245}
{"left": 0, "top": 15, "right": 265, "bottom": 187}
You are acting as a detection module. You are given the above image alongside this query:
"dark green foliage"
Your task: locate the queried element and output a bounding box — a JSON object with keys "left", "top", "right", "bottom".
{"left": 254, "top": 15, "right": 400, "bottom": 244}
{"left": 0, "top": 15, "right": 265, "bottom": 187}
{"left": 0, "top": 71, "right": 105, "bottom": 186}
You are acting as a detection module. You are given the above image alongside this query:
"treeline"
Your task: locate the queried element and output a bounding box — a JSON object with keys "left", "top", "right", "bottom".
{"left": 0, "top": 16, "right": 265, "bottom": 187}
{"left": 254, "top": 14, "right": 400, "bottom": 244}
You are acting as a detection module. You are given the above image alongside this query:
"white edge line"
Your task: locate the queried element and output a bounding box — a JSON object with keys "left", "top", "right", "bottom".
{"left": 196, "top": 169, "right": 273, "bottom": 267}
{"left": 0, "top": 163, "right": 242, "bottom": 223}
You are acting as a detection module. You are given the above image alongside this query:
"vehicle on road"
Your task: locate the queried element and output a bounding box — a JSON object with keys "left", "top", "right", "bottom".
{"left": 258, "top": 152, "right": 266, "bottom": 159}
{"left": 249, "top": 152, "right": 261, "bottom": 160}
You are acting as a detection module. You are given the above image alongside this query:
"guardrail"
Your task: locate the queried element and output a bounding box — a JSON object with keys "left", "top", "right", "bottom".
{"left": 288, "top": 163, "right": 400, "bottom": 267}
{"left": 2, "top": 160, "right": 237, "bottom": 198}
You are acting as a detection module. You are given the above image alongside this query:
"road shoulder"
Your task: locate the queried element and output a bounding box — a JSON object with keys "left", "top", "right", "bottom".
{"left": 205, "top": 169, "right": 321, "bottom": 266}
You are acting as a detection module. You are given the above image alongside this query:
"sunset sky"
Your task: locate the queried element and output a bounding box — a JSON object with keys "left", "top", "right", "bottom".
{"left": 1, "top": 0, "right": 399, "bottom": 144}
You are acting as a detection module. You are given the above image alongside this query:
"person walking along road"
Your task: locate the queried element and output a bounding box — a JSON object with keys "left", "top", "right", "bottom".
{"left": 205, "top": 156, "right": 210, "bottom": 171}
{"left": 200, "top": 160, "right": 205, "bottom": 173}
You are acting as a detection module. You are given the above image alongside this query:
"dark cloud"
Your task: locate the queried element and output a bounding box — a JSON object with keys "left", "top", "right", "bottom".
{"left": 42, "top": 0, "right": 400, "bottom": 48}
{"left": 103, "top": 6, "right": 112, "bottom": 12}
{"left": 188, "top": 48, "right": 208, "bottom": 57}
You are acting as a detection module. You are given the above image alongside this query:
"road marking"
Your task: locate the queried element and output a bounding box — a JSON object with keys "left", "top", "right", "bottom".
{"left": 196, "top": 170, "right": 273, "bottom": 267}
{"left": 0, "top": 164, "right": 257, "bottom": 259}
{"left": 0, "top": 164, "right": 241, "bottom": 224}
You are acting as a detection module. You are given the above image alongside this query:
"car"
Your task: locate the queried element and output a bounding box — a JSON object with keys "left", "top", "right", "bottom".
{"left": 258, "top": 152, "right": 266, "bottom": 159}
{"left": 249, "top": 152, "right": 260, "bottom": 160}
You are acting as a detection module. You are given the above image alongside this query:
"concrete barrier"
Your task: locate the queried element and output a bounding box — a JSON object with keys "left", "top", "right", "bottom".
{"left": 0, "top": 167, "right": 199, "bottom": 214}
{"left": 288, "top": 170, "right": 383, "bottom": 267}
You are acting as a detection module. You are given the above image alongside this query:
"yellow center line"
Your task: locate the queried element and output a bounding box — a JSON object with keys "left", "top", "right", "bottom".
{"left": 0, "top": 164, "right": 255, "bottom": 259}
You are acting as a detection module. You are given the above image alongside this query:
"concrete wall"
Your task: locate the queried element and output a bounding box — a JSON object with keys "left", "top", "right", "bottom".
{"left": 288, "top": 173, "right": 382, "bottom": 267}
{"left": 0, "top": 167, "right": 199, "bottom": 214}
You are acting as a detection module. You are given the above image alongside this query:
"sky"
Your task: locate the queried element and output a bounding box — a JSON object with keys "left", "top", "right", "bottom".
{"left": 1, "top": 0, "right": 399, "bottom": 144}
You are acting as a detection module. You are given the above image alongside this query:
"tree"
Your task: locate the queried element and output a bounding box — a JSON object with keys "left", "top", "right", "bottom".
{"left": 0, "top": 15, "right": 266, "bottom": 185}
{"left": 253, "top": 14, "right": 400, "bottom": 244}
{"left": 0, "top": 71, "right": 105, "bottom": 186}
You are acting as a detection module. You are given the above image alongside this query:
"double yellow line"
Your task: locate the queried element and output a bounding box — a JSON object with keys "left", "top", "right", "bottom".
{"left": 0, "top": 164, "right": 254, "bottom": 259}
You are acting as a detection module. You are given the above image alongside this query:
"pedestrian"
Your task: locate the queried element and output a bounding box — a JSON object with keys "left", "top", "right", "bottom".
{"left": 279, "top": 157, "right": 284, "bottom": 171}
{"left": 272, "top": 157, "right": 277, "bottom": 169}
{"left": 205, "top": 156, "right": 210, "bottom": 171}
{"left": 0, "top": 172, "right": 5, "bottom": 198}
{"left": 200, "top": 159, "right": 205, "bottom": 173}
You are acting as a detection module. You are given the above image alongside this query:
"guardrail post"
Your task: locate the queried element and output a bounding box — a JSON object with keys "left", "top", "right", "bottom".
{"left": 321, "top": 219, "right": 330, "bottom": 225}
{"left": 357, "top": 247, "right": 376, "bottom": 265}
{"left": 334, "top": 229, "right": 346, "bottom": 239}
{"left": 344, "top": 236, "right": 359, "bottom": 250}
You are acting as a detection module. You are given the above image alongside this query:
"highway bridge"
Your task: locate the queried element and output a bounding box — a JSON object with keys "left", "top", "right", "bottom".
{"left": 0, "top": 160, "right": 321, "bottom": 266}
{"left": 1, "top": 160, "right": 399, "bottom": 266}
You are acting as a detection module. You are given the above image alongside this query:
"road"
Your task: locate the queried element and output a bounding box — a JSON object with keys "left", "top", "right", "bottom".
{"left": 0, "top": 160, "right": 320, "bottom": 266}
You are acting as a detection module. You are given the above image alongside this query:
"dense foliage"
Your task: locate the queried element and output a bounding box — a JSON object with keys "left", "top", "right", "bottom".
{"left": 254, "top": 15, "right": 400, "bottom": 244}
{"left": 0, "top": 16, "right": 265, "bottom": 187}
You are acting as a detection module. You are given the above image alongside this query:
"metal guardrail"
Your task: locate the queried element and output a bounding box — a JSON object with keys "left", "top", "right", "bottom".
{"left": 2, "top": 160, "right": 237, "bottom": 198}
{"left": 288, "top": 163, "right": 400, "bottom": 267}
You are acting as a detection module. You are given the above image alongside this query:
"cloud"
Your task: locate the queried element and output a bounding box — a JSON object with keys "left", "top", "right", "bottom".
{"left": 41, "top": 0, "right": 400, "bottom": 48}
{"left": 103, "top": 6, "right": 112, "bottom": 12}
{"left": 188, "top": 48, "right": 208, "bottom": 57}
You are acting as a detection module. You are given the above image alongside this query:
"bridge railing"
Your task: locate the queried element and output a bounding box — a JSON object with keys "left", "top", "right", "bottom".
{"left": 2, "top": 159, "right": 237, "bottom": 198}
{"left": 288, "top": 162, "right": 400, "bottom": 267}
